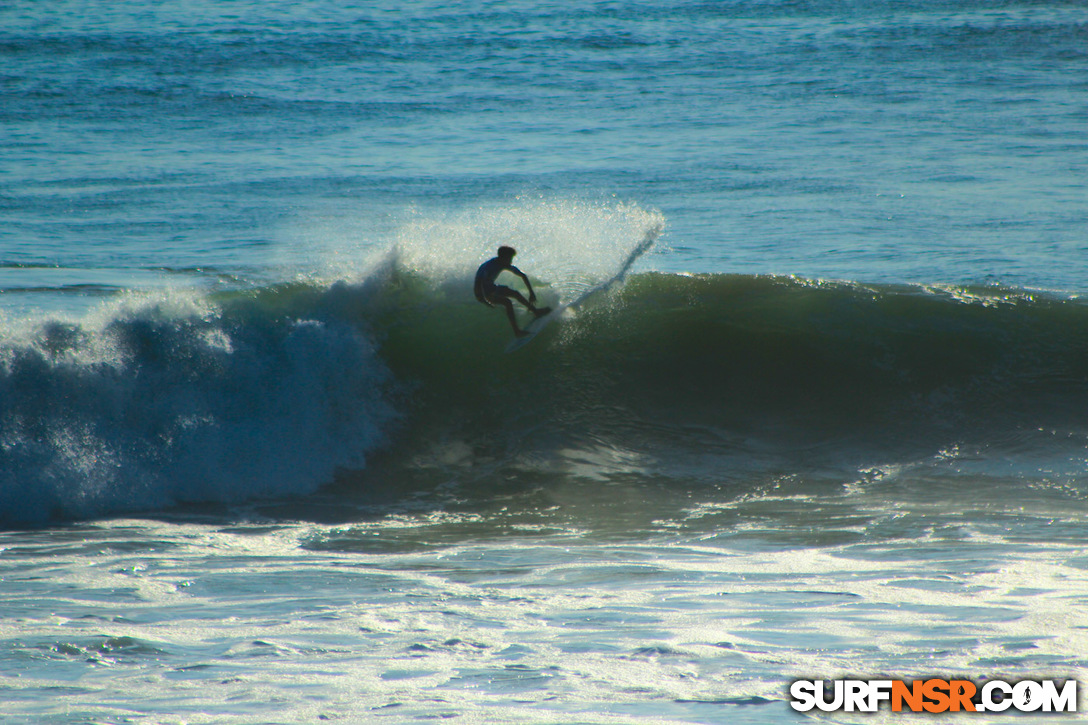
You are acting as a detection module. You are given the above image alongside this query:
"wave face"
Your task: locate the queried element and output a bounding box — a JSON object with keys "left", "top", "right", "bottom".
{"left": 369, "top": 272, "right": 1088, "bottom": 496}
{"left": 3, "top": 204, "right": 1088, "bottom": 524}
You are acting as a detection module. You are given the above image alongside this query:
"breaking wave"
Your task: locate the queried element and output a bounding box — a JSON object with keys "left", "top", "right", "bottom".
{"left": 4, "top": 201, "right": 1088, "bottom": 524}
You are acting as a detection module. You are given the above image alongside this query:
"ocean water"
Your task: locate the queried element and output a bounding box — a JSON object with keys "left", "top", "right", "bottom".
{"left": 2, "top": 1, "right": 1088, "bottom": 722}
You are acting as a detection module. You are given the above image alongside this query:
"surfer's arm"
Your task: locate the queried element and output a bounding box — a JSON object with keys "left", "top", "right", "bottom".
{"left": 511, "top": 266, "right": 536, "bottom": 303}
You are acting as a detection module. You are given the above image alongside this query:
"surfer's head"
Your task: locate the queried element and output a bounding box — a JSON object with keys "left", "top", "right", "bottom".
{"left": 497, "top": 246, "right": 516, "bottom": 261}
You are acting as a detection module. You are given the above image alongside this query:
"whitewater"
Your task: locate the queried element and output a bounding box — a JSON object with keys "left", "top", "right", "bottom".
{"left": 3, "top": 1, "right": 1088, "bottom": 723}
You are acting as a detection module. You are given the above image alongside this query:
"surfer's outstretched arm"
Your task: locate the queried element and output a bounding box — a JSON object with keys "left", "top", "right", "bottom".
{"left": 511, "top": 266, "right": 537, "bottom": 304}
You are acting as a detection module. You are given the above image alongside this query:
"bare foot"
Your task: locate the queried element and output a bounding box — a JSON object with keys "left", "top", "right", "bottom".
{"left": 533, "top": 306, "right": 552, "bottom": 318}
{"left": 514, "top": 329, "right": 529, "bottom": 338}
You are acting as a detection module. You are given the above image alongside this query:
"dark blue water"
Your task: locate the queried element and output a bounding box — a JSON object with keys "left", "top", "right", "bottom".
{"left": 4, "top": 2, "right": 1086, "bottom": 291}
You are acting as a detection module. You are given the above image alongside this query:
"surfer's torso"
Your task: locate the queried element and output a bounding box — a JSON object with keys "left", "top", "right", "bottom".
{"left": 475, "top": 257, "right": 519, "bottom": 302}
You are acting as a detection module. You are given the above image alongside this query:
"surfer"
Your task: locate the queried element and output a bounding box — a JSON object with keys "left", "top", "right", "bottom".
{"left": 475, "top": 246, "right": 551, "bottom": 337}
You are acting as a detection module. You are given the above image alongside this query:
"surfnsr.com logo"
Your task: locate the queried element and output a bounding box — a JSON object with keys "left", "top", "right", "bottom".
{"left": 789, "top": 678, "right": 1078, "bottom": 713}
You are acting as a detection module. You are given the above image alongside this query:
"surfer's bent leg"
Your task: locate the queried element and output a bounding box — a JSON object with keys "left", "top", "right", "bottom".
{"left": 485, "top": 287, "right": 526, "bottom": 337}
{"left": 504, "top": 288, "right": 549, "bottom": 317}
{"left": 499, "top": 297, "right": 527, "bottom": 337}
{"left": 497, "top": 286, "right": 538, "bottom": 313}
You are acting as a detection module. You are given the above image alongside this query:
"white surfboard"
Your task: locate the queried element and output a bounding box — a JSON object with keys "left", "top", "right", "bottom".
{"left": 505, "top": 305, "right": 565, "bottom": 353}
